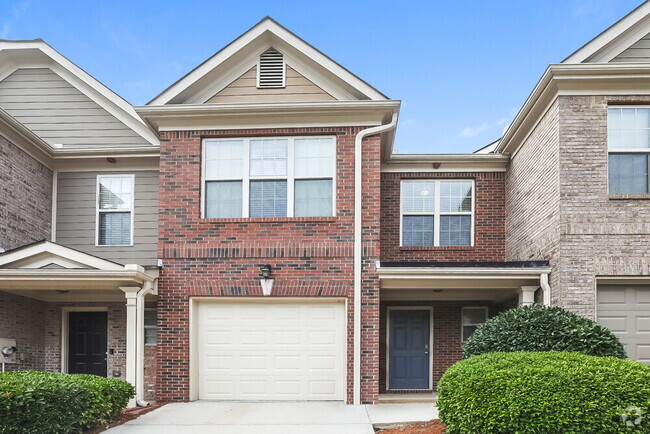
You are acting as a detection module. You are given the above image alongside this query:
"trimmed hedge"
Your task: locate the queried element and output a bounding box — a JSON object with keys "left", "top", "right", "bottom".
{"left": 438, "top": 352, "right": 650, "bottom": 434}
{"left": 463, "top": 304, "right": 626, "bottom": 359}
{"left": 0, "top": 371, "right": 134, "bottom": 434}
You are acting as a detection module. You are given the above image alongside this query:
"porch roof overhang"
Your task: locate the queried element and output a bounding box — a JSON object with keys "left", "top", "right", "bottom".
{"left": 378, "top": 261, "right": 551, "bottom": 302}
{"left": 0, "top": 240, "right": 158, "bottom": 302}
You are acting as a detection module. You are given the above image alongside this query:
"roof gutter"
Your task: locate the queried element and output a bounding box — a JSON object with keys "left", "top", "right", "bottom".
{"left": 353, "top": 111, "right": 398, "bottom": 405}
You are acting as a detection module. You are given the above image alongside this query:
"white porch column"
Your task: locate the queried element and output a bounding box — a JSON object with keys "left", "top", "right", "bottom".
{"left": 120, "top": 286, "right": 140, "bottom": 408}
{"left": 517, "top": 286, "right": 539, "bottom": 306}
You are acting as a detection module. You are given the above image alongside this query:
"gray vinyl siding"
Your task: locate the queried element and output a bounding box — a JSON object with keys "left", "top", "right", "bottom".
{"left": 611, "top": 32, "right": 650, "bottom": 62}
{"left": 56, "top": 171, "right": 158, "bottom": 266}
{"left": 0, "top": 68, "right": 149, "bottom": 148}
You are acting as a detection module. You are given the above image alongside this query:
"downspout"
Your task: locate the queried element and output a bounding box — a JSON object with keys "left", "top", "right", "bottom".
{"left": 353, "top": 112, "right": 398, "bottom": 405}
{"left": 51, "top": 171, "right": 57, "bottom": 242}
{"left": 540, "top": 272, "right": 551, "bottom": 306}
{"left": 135, "top": 281, "right": 153, "bottom": 406}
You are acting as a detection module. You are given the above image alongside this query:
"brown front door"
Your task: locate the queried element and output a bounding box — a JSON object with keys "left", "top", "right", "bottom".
{"left": 68, "top": 311, "right": 107, "bottom": 376}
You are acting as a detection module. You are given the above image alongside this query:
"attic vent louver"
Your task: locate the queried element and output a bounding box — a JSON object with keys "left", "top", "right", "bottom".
{"left": 258, "top": 48, "right": 285, "bottom": 88}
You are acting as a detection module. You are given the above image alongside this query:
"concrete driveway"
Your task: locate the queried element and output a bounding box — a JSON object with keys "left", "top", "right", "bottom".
{"left": 106, "top": 401, "right": 437, "bottom": 433}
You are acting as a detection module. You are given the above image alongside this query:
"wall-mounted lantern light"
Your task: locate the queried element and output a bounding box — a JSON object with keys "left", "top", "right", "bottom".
{"left": 260, "top": 264, "right": 274, "bottom": 296}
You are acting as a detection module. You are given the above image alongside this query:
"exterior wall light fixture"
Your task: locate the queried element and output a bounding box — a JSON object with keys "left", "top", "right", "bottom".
{"left": 260, "top": 264, "right": 274, "bottom": 296}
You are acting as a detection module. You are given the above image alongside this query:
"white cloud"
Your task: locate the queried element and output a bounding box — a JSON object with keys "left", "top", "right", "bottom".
{"left": 459, "top": 117, "right": 509, "bottom": 139}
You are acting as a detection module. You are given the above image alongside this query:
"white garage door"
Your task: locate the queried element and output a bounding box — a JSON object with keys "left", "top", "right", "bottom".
{"left": 197, "top": 300, "right": 346, "bottom": 401}
{"left": 597, "top": 285, "right": 650, "bottom": 364}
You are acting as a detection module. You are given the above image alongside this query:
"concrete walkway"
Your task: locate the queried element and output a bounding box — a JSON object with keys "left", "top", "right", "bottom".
{"left": 106, "top": 401, "right": 438, "bottom": 433}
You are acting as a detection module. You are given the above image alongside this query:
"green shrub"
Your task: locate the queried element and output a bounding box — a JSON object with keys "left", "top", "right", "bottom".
{"left": 463, "top": 304, "right": 626, "bottom": 359}
{"left": 0, "top": 371, "right": 134, "bottom": 434}
{"left": 438, "top": 351, "right": 650, "bottom": 434}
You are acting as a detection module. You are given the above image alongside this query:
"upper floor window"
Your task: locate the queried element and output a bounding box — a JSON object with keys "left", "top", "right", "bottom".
{"left": 203, "top": 137, "right": 335, "bottom": 218}
{"left": 96, "top": 175, "right": 134, "bottom": 246}
{"left": 400, "top": 180, "right": 474, "bottom": 247}
{"left": 257, "top": 48, "right": 285, "bottom": 88}
{"left": 608, "top": 107, "right": 650, "bottom": 194}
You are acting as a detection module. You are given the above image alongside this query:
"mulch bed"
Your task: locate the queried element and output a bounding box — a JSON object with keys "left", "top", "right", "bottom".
{"left": 376, "top": 419, "right": 446, "bottom": 434}
{"left": 85, "top": 402, "right": 167, "bottom": 433}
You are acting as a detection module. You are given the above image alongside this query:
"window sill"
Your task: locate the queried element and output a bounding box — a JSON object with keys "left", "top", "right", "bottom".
{"left": 608, "top": 193, "right": 650, "bottom": 200}
{"left": 200, "top": 216, "right": 338, "bottom": 224}
{"left": 399, "top": 246, "right": 475, "bottom": 251}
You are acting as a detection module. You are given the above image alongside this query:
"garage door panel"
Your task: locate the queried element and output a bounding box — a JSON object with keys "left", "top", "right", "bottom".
{"left": 597, "top": 316, "right": 627, "bottom": 333}
{"left": 598, "top": 285, "right": 650, "bottom": 365}
{"left": 636, "top": 316, "right": 650, "bottom": 333}
{"left": 198, "top": 301, "right": 345, "bottom": 400}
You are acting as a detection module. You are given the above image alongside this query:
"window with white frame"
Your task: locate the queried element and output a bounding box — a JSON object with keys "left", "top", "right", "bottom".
{"left": 203, "top": 137, "right": 335, "bottom": 218}
{"left": 400, "top": 180, "right": 473, "bottom": 247}
{"left": 462, "top": 307, "right": 488, "bottom": 342}
{"left": 97, "top": 175, "right": 134, "bottom": 246}
{"left": 608, "top": 107, "right": 650, "bottom": 194}
{"left": 144, "top": 302, "right": 157, "bottom": 346}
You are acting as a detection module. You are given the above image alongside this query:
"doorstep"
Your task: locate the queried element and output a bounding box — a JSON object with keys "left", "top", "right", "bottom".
{"left": 378, "top": 393, "right": 438, "bottom": 404}
{"left": 366, "top": 403, "right": 439, "bottom": 428}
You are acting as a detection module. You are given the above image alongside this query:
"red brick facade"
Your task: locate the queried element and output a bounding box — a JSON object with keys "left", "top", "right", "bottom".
{"left": 155, "top": 127, "right": 508, "bottom": 403}
{"left": 380, "top": 172, "right": 506, "bottom": 262}
{"left": 156, "top": 127, "right": 382, "bottom": 403}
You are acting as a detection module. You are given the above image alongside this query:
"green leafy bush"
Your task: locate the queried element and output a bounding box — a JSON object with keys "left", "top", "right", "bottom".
{"left": 0, "top": 371, "right": 134, "bottom": 434}
{"left": 463, "top": 304, "right": 626, "bottom": 359}
{"left": 438, "top": 351, "right": 650, "bottom": 434}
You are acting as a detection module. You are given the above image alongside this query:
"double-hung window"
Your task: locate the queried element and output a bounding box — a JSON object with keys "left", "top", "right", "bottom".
{"left": 401, "top": 180, "right": 474, "bottom": 247}
{"left": 608, "top": 107, "right": 650, "bottom": 194}
{"left": 96, "top": 175, "right": 134, "bottom": 246}
{"left": 203, "top": 137, "right": 335, "bottom": 218}
{"left": 461, "top": 307, "right": 488, "bottom": 342}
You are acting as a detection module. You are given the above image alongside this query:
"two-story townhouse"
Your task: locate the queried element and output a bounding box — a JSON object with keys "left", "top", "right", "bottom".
{"left": 0, "top": 40, "right": 161, "bottom": 405}
{"left": 4, "top": 1, "right": 650, "bottom": 409}
{"left": 133, "top": 18, "right": 549, "bottom": 405}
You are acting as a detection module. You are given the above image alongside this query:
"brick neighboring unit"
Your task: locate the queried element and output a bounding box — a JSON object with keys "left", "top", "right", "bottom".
{"left": 507, "top": 95, "right": 650, "bottom": 319}
{"left": 0, "top": 135, "right": 52, "bottom": 250}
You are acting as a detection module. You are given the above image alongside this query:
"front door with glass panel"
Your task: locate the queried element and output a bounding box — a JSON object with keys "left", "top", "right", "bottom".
{"left": 389, "top": 309, "right": 430, "bottom": 390}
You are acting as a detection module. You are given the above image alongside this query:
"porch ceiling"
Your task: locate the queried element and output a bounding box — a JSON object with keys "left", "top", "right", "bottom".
{"left": 378, "top": 263, "right": 551, "bottom": 302}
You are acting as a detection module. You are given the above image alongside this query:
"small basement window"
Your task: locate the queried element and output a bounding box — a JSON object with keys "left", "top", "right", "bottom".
{"left": 257, "top": 48, "right": 285, "bottom": 88}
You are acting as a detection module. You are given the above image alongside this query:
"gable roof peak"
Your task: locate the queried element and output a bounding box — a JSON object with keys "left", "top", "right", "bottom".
{"left": 147, "top": 17, "right": 388, "bottom": 105}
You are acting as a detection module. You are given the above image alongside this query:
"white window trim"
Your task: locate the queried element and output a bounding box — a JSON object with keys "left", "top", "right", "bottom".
{"left": 399, "top": 179, "right": 475, "bottom": 247}
{"left": 461, "top": 306, "right": 488, "bottom": 342}
{"left": 607, "top": 106, "right": 650, "bottom": 194}
{"left": 201, "top": 136, "right": 337, "bottom": 218}
{"left": 95, "top": 174, "right": 135, "bottom": 247}
{"left": 256, "top": 49, "right": 286, "bottom": 89}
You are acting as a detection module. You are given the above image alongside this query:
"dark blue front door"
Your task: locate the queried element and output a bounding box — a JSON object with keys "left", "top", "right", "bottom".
{"left": 389, "top": 309, "right": 430, "bottom": 389}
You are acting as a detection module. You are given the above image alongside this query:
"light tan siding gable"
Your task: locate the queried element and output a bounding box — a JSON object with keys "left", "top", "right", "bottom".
{"left": 0, "top": 68, "right": 150, "bottom": 148}
{"left": 611, "top": 31, "right": 650, "bottom": 62}
{"left": 206, "top": 66, "right": 335, "bottom": 104}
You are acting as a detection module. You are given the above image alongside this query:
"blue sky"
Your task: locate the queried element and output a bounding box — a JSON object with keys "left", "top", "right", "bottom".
{"left": 0, "top": 0, "right": 644, "bottom": 153}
